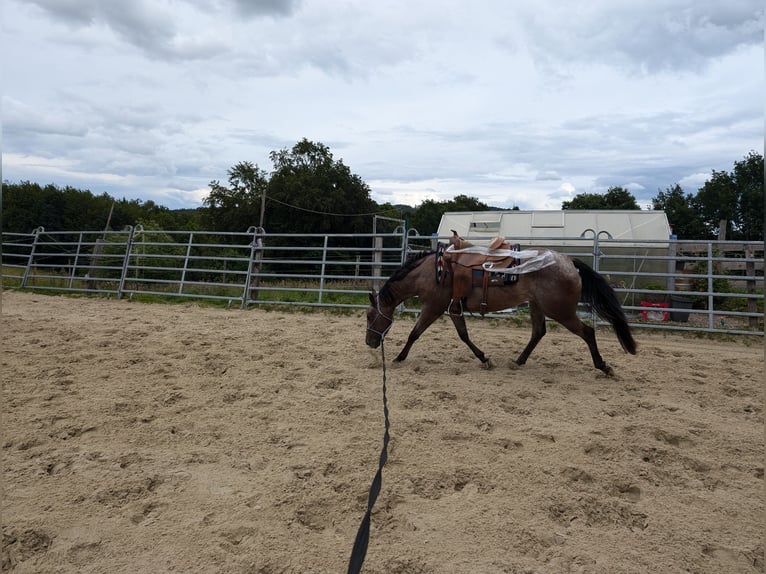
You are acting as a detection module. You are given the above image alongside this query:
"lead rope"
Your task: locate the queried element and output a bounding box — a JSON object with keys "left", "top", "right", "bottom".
{"left": 347, "top": 337, "right": 390, "bottom": 574}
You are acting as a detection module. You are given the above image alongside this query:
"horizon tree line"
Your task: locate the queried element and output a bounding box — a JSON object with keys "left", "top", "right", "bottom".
{"left": 1, "top": 142, "right": 762, "bottom": 241}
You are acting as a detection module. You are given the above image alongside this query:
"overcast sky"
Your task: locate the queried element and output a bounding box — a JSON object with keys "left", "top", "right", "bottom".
{"left": 2, "top": 1, "right": 763, "bottom": 213}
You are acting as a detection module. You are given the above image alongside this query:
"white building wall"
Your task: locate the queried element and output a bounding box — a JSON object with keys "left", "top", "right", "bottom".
{"left": 437, "top": 210, "right": 671, "bottom": 247}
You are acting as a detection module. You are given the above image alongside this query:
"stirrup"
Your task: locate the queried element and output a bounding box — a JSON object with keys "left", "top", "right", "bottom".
{"left": 448, "top": 298, "right": 463, "bottom": 316}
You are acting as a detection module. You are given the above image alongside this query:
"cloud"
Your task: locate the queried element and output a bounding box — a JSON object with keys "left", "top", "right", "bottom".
{"left": 29, "top": 1, "right": 174, "bottom": 41}
{"left": 229, "top": 0, "right": 302, "bottom": 18}
{"left": 513, "top": 0, "right": 764, "bottom": 74}
{"left": 25, "top": 0, "right": 101, "bottom": 26}
{"left": 536, "top": 171, "right": 562, "bottom": 181}
{"left": 3, "top": 98, "right": 89, "bottom": 143}
{"left": 3, "top": 1, "right": 762, "bottom": 212}
{"left": 26, "top": 0, "right": 228, "bottom": 61}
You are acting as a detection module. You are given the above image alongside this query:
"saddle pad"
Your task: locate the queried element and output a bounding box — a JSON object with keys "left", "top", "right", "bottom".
{"left": 473, "top": 243, "right": 521, "bottom": 284}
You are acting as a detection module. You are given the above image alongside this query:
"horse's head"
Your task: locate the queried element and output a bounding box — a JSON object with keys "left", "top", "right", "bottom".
{"left": 365, "top": 290, "right": 393, "bottom": 348}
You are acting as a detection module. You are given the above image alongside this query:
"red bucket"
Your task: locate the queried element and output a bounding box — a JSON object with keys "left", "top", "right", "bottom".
{"left": 640, "top": 301, "right": 669, "bottom": 321}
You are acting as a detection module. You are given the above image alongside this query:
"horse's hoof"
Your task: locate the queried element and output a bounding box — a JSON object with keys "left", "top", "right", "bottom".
{"left": 482, "top": 358, "right": 494, "bottom": 370}
{"left": 508, "top": 361, "right": 520, "bottom": 370}
{"left": 601, "top": 364, "right": 615, "bottom": 377}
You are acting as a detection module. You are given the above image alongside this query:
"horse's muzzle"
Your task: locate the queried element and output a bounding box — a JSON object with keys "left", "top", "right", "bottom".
{"left": 365, "top": 333, "right": 381, "bottom": 349}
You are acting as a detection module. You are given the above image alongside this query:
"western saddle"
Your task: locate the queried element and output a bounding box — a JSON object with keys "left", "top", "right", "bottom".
{"left": 441, "top": 230, "right": 519, "bottom": 315}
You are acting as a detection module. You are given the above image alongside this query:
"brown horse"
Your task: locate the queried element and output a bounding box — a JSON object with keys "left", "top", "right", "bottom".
{"left": 365, "top": 248, "right": 637, "bottom": 375}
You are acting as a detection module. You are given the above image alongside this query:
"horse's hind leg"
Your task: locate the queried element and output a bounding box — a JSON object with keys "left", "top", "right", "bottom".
{"left": 557, "top": 315, "right": 613, "bottom": 376}
{"left": 449, "top": 313, "right": 493, "bottom": 368}
{"left": 515, "top": 303, "right": 546, "bottom": 366}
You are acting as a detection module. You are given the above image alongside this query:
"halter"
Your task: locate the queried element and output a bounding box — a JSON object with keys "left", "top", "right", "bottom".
{"left": 367, "top": 298, "right": 394, "bottom": 339}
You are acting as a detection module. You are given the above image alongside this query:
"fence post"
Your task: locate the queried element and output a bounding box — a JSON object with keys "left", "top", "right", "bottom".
{"left": 243, "top": 226, "right": 265, "bottom": 308}
{"left": 69, "top": 232, "right": 84, "bottom": 289}
{"left": 179, "top": 232, "right": 195, "bottom": 295}
{"left": 400, "top": 225, "right": 410, "bottom": 265}
{"left": 117, "top": 226, "right": 139, "bottom": 300}
{"left": 318, "top": 235, "right": 330, "bottom": 304}
{"left": 667, "top": 236, "right": 677, "bottom": 291}
{"left": 745, "top": 244, "right": 758, "bottom": 329}
{"left": 590, "top": 234, "right": 602, "bottom": 327}
{"left": 706, "top": 242, "right": 714, "bottom": 330}
{"left": 372, "top": 236, "right": 383, "bottom": 292}
{"left": 86, "top": 237, "right": 106, "bottom": 291}
{"left": 20, "top": 227, "right": 44, "bottom": 288}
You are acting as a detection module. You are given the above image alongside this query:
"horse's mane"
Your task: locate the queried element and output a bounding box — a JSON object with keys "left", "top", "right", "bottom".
{"left": 378, "top": 250, "right": 433, "bottom": 306}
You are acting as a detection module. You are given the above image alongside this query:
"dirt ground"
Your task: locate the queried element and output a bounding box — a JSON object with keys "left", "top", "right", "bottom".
{"left": 1, "top": 291, "right": 763, "bottom": 574}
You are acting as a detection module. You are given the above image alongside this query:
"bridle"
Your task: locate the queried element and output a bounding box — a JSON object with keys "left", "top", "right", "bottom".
{"left": 367, "top": 298, "right": 394, "bottom": 340}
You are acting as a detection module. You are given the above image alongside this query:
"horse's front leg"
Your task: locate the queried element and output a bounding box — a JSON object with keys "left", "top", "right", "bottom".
{"left": 449, "top": 313, "right": 493, "bottom": 369}
{"left": 393, "top": 308, "right": 442, "bottom": 363}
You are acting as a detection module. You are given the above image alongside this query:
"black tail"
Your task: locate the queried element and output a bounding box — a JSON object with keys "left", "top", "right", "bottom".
{"left": 573, "top": 259, "right": 637, "bottom": 355}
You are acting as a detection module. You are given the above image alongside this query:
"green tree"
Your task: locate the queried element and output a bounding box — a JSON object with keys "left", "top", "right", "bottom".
{"left": 408, "top": 195, "right": 491, "bottom": 236}
{"left": 690, "top": 152, "right": 764, "bottom": 240}
{"left": 2, "top": 181, "right": 61, "bottom": 232}
{"left": 603, "top": 186, "right": 641, "bottom": 210}
{"left": 202, "top": 161, "right": 269, "bottom": 232}
{"left": 652, "top": 184, "right": 709, "bottom": 239}
{"left": 58, "top": 188, "right": 111, "bottom": 230}
{"left": 561, "top": 192, "right": 604, "bottom": 210}
{"left": 562, "top": 186, "right": 640, "bottom": 210}
{"left": 732, "top": 151, "right": 764, "bottom": 240}
{"left": 407, "top": 199, "right": 445, "bottom": 236}
{"left": 1, "top": 181, "right": 107, "bottom": 232}
{"left": 265, "top": 139, "right": 375, "bottom": 234}
{"left": 2, "top": 180, "right": 203, "bottom": 233}
{"left": 694, "top": 169, "right": 738, "bottom": 239}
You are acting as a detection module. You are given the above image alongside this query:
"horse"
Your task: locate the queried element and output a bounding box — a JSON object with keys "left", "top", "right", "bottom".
{"left": 365, "top": 247, "right": 637, "bottom": 376}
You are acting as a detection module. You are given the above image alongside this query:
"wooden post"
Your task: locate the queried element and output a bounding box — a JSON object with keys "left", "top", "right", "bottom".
{"left": 717, "top": 219, "right": 727, "bottom": 241}
{"left": 87, "top": 238, "right": 104, "bottom": 290}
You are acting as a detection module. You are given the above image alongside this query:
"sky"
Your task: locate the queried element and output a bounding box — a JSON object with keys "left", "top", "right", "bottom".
{"left": 2, "top": 0, "right": 763, "bottom": 214}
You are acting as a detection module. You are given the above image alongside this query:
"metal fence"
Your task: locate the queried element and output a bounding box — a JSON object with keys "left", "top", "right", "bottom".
{"left": 2, "top": 226, "right": 763, "bottom": 336}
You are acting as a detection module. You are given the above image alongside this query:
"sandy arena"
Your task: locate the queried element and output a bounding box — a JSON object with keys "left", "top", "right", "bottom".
{"left": 1, "top": 291, "right": 763, "bottom": 573}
